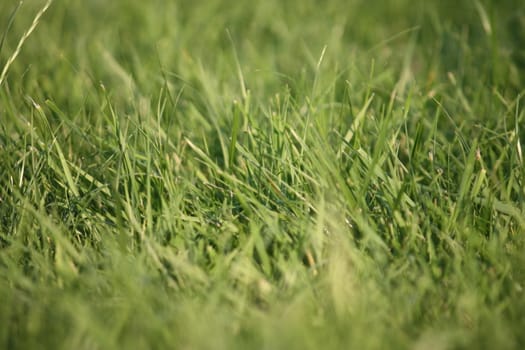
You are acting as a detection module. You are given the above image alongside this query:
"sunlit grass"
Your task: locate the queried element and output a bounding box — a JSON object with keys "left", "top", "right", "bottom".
{"left": 1, "top": 0, "right": 524, "bottom": 349}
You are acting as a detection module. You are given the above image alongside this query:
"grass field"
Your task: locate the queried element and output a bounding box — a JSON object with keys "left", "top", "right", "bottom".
{"left": 1, "top": 0, "right": 524, "bottom": 349}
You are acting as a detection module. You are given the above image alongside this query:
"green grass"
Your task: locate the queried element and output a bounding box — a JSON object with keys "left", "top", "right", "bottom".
{"left": 1, "top": 0, "right": 524, "bottom": 349}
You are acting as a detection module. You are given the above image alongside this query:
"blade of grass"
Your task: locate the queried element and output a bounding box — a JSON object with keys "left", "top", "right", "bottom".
{"left": 0, "top": 0, "right": 53, "bottom": 88}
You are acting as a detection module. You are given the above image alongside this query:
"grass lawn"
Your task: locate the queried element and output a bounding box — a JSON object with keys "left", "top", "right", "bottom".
{"left": 1, "top": 0, "right": 524, "bottom": 348}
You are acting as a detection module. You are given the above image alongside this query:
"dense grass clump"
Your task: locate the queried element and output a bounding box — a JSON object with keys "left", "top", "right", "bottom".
{"left": 1, "top": 0, "right": 524, "bottom": 349}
